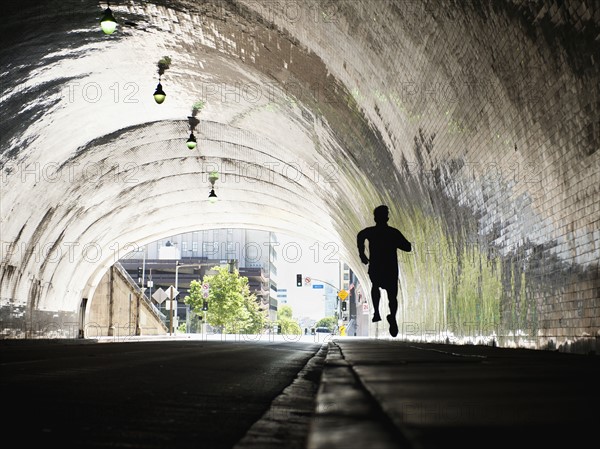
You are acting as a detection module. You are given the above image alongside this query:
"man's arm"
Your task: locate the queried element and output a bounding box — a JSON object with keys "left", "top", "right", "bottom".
{"left": 357, "top": 229, "right": 369, "bottom": 264}
{"left": 396, "top": 229, "right": 412, "bottom": 252}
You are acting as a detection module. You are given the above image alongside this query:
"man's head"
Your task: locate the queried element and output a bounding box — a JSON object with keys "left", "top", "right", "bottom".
{"left": 373, "top": 205, "right": 389, "bottom": 224}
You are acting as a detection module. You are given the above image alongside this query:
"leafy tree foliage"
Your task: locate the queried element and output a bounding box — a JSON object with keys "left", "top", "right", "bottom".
{"left": 184, "top": 266, "right": 265, "bottom": 333}
{"left": 315, "top": 316, "right": 337, "bottom": 331}
{"left": 277, "top": 305, "right": 301, "bottom": 335}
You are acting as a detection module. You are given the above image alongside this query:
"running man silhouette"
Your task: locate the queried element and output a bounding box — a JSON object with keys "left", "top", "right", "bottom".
{"left": 357, "top": 205, "right": 412, "bottom": 337}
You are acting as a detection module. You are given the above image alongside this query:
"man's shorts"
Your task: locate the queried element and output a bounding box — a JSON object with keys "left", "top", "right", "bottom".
{"left": 369, "top": 272, "right": 398, "bottom": 290}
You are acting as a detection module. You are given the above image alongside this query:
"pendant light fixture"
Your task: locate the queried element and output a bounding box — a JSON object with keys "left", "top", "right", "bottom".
{"left": 153, "top": 56, "right": 171, "bottom": 104}
{"left": 153, "top": 79, "right": 166, "bottom": 104}
{"left": 208, "top": 171, "right": 219, "bottom": 202}
{"left": 186, "top": 104, "right": 203, "bottom": 150}
{"left": 100, "top": 2, "right": 117, "bottom": 35}
{"left": 186, "top": 133, "right": 197, "bottom": 149}
{"left": 208, "top": 188, "right": 217, "bottom": 203}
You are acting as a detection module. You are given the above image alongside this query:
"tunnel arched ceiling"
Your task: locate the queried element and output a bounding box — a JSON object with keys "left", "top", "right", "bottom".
{"left": 1, "top": 0, "right": 598, "bottom": 348}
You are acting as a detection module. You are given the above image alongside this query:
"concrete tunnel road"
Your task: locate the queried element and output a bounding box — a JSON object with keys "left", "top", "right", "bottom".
{"left": 0, "top": 339, "right": 322, "bottom": 449}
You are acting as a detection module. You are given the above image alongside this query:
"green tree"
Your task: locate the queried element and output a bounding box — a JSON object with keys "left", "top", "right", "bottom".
{"left": 277, "top": 305, "right": 301, "bottom": 335}
{"left": 278, "top": 304, "right": 293, "bottom": 319}
{"left": 184, "top": 266, "right": 265, "bottom": 334}
{"left": 315, "top": 316, "right": 337, "bottom": 332}
{"left": 239, "top": 289, "right": 266, "bottom": 334}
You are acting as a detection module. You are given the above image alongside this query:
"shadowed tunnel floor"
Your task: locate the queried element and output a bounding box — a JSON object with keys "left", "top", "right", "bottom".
{"left": 310, "top": 339, "right": 600, "bottom": 449}
{"left": 0, "top": 339, "right": 321, "bottom": 449}
{"left": 2, "top": 338, "right": 599, "bottom": 449}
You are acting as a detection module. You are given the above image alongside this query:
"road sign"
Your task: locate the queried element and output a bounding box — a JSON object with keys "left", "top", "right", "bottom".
{"left": 202, "top": 283, "right": 210, "bottom": 291}
{"left": 304, "top": 277, "right": 311, "bottom": 285}
{"left": 152, "top": 288, "right": 168, "bottom": 304}
{"left": 202, "top": 291, "right": 209, "bottom": 298}
{"left": 312, "top": 284, "right": 324, "bottom": 289}
{"left": 362, "top": 302, "right": 369, "bottom": 314}
{"left": 338, "top": 289, "right": 348, "bottom": 300}
{"left": 167, "top": 285, "right": 179, "bottom": 298}
{"left": 164, "top": 300, "right": 178, "bottom": 310}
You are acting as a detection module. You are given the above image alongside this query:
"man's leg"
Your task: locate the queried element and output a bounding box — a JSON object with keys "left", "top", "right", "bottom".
{"left": 371, "top": 284, "right": 381, "bottom": 322}
{"left": 387, "top": 284, "right": 398, "bottom": 319}
{"left": 386, "top": 284, "right": 399, "bottom": 337}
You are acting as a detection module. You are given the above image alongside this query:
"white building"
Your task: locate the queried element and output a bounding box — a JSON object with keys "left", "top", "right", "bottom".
{"left": 124, "top": 229, "right": 280, "bottom": 321}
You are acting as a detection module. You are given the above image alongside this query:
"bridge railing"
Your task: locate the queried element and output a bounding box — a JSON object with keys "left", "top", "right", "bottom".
{"left": 113, "top": 261, "right": 167, "bottom": 323}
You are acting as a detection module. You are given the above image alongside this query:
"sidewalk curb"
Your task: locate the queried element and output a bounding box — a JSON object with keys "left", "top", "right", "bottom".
{"left": 233, "top": 343, "right": 328, "bottom": 449}
{"left": 307, "top": 340, "right": 413, "bottom": 449}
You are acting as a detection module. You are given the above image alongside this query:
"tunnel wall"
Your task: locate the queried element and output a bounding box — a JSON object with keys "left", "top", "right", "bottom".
{"left": 0, "top": 0, "right": 598, "bottom": 353}
{"left": 250, "top": 0, "right": 599, "bottom": 351}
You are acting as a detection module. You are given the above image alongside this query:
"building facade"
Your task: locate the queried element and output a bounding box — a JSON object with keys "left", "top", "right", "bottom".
{"left": 120, "top": 229, "right": 279, "bottom": 326}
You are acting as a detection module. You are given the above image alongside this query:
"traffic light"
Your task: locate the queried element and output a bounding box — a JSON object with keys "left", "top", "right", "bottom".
{"left": 341, "top": 301, "right": 347, "bottom": 311}
{"left": 202, "top": 300, "right": 208, "bottom": 311}
{"left": 296, "top": 274, "right": 302, "bottom": 287}
{"left": 137, "top": 267, "right": 142, "bottom": 283}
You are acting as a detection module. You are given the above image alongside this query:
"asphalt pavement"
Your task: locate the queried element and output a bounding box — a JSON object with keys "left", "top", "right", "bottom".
{"left": 0, "top": 338, "right": 321, "bottom": 449}
{"left": 2, "top": 336, "right": 599, "bottom": 449}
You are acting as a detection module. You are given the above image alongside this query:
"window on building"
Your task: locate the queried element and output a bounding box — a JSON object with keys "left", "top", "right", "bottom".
{"left": 192, "top": 242, "right": 198, "bottom": 252}
{"left": 203, "top": 241, "right": 218, "bottom": 256}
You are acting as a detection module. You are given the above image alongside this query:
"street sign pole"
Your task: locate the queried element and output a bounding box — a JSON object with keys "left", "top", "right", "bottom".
{"left": 169, "top": 286, "right": 174, "bottom": 335}
{"left": 163, "top": 285, "right": 180, "bottom": 336}
{"left": 202, "top": 283, "right": 209, "bottom": 338}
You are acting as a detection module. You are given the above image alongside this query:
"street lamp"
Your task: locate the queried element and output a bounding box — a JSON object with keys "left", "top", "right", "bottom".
{"left": 136, "top": 246, "right": 146, "bottom": 289}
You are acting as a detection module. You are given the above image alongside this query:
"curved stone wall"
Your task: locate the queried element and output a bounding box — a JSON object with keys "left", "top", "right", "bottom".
{"left": 0, "top": 0, "right": 598, "bottom": 351}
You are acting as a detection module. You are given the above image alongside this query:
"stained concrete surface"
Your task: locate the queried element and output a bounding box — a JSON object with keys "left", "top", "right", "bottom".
{"left": 309, "top": 338, "right": 600, "bottom": 449}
